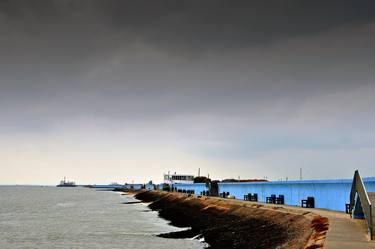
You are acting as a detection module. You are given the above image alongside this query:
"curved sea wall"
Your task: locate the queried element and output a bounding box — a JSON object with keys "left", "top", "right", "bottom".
{"left": 173, "top": 178, "right": 375, "bottom": 211}
{"left": 173, "top": 182, "right": 207, "bottom": 194}
{"left": 133, "top": 190, "right": 328, "bottom": 249}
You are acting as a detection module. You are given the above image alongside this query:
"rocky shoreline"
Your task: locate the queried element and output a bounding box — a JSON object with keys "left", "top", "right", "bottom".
{"left": 129, "top": 190, "right": 328, "bottom": 249}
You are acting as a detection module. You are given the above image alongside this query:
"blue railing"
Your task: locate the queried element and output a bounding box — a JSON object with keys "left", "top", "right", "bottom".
{"left": 350, "top": 170, "right": 373, "bottom": 240}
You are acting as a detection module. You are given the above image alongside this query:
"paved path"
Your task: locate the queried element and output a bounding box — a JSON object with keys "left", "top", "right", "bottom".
{"left": 262, "top": 204, "right": 375, "bottom": 248}
{"left": 224, "top": 197, "right": 375, "bottom": 248}
{"left": 310, "top": 208, "right": 375, "bottom": 249}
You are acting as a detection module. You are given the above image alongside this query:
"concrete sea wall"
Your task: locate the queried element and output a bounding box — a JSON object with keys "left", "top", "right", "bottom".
{"left": 133, "top": 190, "right": 328, "bottom": 249}
{"left": 173, "top": 182, "right": 207, "bottom": 194}
{"left": 91, "top": 183, "right": 144, "bottom": 190}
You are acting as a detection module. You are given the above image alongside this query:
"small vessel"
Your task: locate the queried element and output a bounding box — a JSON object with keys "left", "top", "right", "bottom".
{"left": 57, "top": 177, "right": 77, "bottom": 187}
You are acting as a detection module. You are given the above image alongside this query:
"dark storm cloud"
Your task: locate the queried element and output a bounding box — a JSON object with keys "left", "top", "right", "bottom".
{"left": 2, "top": 1, "right": 375, "bottom": 182}
{"left": 1, "top": 0, "right": 375, "bottom": 54}
{"left": 1, "top": 0, "right": 374, "bottom": 81}
{"left": 1, "top": 0, "right": 375, "bottom": 128}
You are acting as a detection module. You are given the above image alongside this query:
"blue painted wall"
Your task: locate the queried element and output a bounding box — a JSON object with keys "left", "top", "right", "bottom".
{"left": 217, "top": 178, "right": 375, "bottom": 212}
{"left": 169, "top": 178, "right": 375, "bottom": 212}
{"left": 172, "top": 183, "right": 208, "bottom": 194}
{"left": 145, "top": 183, "right": 155, "bottom": 190}
{"left": 90, "top": 183, "right": 143, "bottom": 190}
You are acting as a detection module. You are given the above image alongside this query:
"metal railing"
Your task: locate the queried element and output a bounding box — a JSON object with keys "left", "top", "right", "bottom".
{"left": 350, "top": 170, "right": 373, "bottom": 240}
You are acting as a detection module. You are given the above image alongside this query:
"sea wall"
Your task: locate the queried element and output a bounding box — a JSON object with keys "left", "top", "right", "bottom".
{"left": 172, "top": 182, "right": 207, "bottom": 194}
{"left": 173, "top": 178, "right": 375, "bottom": 212}
{"left": 91, "top": 183, "right": 143, "bottom": 190}
{"left": 133, "top": 190, "right": 328, "bottom": 249}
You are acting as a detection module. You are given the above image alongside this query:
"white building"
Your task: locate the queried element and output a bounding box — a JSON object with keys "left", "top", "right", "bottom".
{"left": 164, "top": 173, "right": 194, "bottom": 185}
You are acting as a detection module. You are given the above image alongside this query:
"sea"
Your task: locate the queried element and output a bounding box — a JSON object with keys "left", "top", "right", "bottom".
{"left": 0, "top": 186, "right": 206, "bottom": 249}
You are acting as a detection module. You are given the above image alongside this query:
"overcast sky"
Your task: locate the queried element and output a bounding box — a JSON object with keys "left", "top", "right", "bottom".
{"left": 1, "top": 0, "right": 375, "bottom": 184}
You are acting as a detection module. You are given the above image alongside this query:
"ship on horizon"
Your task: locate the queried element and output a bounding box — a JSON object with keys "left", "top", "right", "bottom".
{"left": 57, "top": 177, "right": 77, "bottom": 187}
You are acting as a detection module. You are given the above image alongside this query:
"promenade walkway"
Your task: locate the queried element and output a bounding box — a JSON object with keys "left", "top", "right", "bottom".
{"left": 230, "top": 198, "right": 375, "bottom": 248}
{"left": 308, "top": 208, "right": 374, "bottom": 249}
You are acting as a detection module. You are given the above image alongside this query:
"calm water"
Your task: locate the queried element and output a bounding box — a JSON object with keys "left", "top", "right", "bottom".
{"left": 0, "top": 186, "right": 205, "bottom": 249}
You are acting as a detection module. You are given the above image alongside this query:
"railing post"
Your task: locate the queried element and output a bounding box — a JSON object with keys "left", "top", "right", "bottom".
{"left": 370, "top": 204, "right": 373, "bottom": 240}
{"left": 350, "top": 170, "right": 373, "bottom": 240}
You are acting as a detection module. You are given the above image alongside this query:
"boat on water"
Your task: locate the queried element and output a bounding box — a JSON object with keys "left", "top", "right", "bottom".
{"left": 57, "top": 177, "right": 77, "bottom": 187}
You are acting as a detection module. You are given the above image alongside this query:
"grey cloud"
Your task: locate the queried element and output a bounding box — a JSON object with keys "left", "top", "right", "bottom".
{"left": 1, "top": 1, "right": 375, "bottom": 55}
{"left": 1, "top": 0, "right": 375, "bottom": 133}
{"left": 1, "top": 0, "right": 375, "bottom": 84}
{"left": 2, "top": 1, "right": 375, "bottom": 182}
